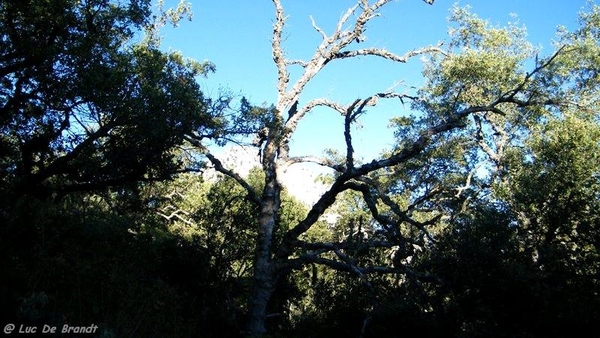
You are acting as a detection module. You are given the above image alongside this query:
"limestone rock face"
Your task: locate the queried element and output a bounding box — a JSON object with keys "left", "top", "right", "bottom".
{"left": 203, "top": 146, "right": 329, "bottom": 207}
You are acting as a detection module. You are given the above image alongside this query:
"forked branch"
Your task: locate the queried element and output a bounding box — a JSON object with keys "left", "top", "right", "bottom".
{"left": 273, "top": 0, "right": 444, "bottom": 126}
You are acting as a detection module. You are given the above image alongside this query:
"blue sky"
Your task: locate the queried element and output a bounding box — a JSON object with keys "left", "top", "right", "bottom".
{"left": 160, "top": 0, "right": 590, "bottom": 161}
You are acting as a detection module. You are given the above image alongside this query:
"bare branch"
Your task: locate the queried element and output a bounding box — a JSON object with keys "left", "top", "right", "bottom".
{"left": 183, "top": 135, "right": 261, "bottom": 206}
{"left": 455, "top": 162, "right": 485, "bottom": 198}
{"left": 272, "top": 0, "right": 289, "bottom": 101}
{"left": 344, "top": 99, "right": 363, "bottom": 171}
{"left": 474, "top": 114, "right": 502, "bottom": 164}
{"left": 501, "top": 46, "right": 567, "bottom": 103}
{"left": 284, "top": 98, "right": 346, "bottom": 137}
{"left": 333, "top": 248, "right": 372, "bottom": 284}
{"left": 346, "top": 180, "right": 438, "bottom": 245}
{"left": 309, "top": 15, "right": 327, "bottom": 40}
{"left": 332, "top": 44, "right": 446, "bottom": 63}
{"left": 374, "top": 91, "right": 420, "bottom": 104}
{"left": 336, "top": 3, "right": 361, "bottom": 36}
{"left": 276, "top": 0, "right": 400, "bottom": 117}
{"left": 277, "top": 93, "right": 545, "bottom": 259}
{"left": 375, "top": 185, "right": 440, "bottom": 244}
{"left": 285, "top": 59, "right": 309, "bottom": 67}
{"left": 157, "top": 208, "right": 194, "bottom": 226}
{"left": 294, "top": 98, "right": 347, "bottom": 118}
{"left": 282, "top": 155, "right": 345, "bottom": 172}
{"left": 297, "top": 239, "right": 396, "bottom": 252}
{"left": 287, "top": 255, "right": 439, "bottom": 283}
{"left": 204, "top": 152, "right": 262, "bottom": 206}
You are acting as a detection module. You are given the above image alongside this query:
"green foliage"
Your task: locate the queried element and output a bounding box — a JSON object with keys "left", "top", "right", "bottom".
{"left": 498, "top": 113, "right": 600, "bottom": 298}
{"left": 0, "top": 1, "right": 230, "bottom": 336}
{"left": 0, "top": 0, "right": 214, "bottom": 202}
{"left": 420, "top": 5, "right": 533, "bottom": 115}
{"left": 205, "top": 97, "right": 281, "bottom": 146}
{"left": 544, "top": 3, "right": 600, "bottom": 103}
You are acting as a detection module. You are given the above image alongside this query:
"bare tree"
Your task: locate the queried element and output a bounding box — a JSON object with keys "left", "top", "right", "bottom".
{"left": 184, "top": 0, "right": 565, "bottom": 336}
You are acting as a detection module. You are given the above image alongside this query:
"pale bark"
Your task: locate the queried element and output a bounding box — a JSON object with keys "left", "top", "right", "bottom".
{"left": 241, "top": 126, "right": 279, "bottom": 332}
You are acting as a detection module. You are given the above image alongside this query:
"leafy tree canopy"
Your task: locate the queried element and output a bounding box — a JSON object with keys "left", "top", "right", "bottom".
{"left": 0, "top": 0, "right": 215, "bottom": 204}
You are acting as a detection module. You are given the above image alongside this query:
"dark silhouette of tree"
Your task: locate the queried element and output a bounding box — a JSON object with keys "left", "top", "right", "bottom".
{"left": 0, "top": 0, "right": 214, "bottom": 204}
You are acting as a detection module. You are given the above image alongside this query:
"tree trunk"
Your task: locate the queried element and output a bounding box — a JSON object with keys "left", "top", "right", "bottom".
{"left": 245, "top": 144, "right": 281, "bottom": 337}
{"left": 245, "top": 257, "right": 276, "bottom": 337}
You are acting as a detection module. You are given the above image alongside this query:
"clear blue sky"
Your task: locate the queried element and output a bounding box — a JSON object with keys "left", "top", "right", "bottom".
{"left": 160, "top": 0, "right": 590, "bottom": 161}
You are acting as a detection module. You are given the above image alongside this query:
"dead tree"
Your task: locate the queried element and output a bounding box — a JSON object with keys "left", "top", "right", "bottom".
{"left": 183, "top": 0, "right": 565, "bottom": 336}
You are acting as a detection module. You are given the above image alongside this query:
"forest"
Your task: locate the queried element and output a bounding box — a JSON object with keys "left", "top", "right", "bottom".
{"left": 1, "top": 0, "right": 599, "bottom": 337}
